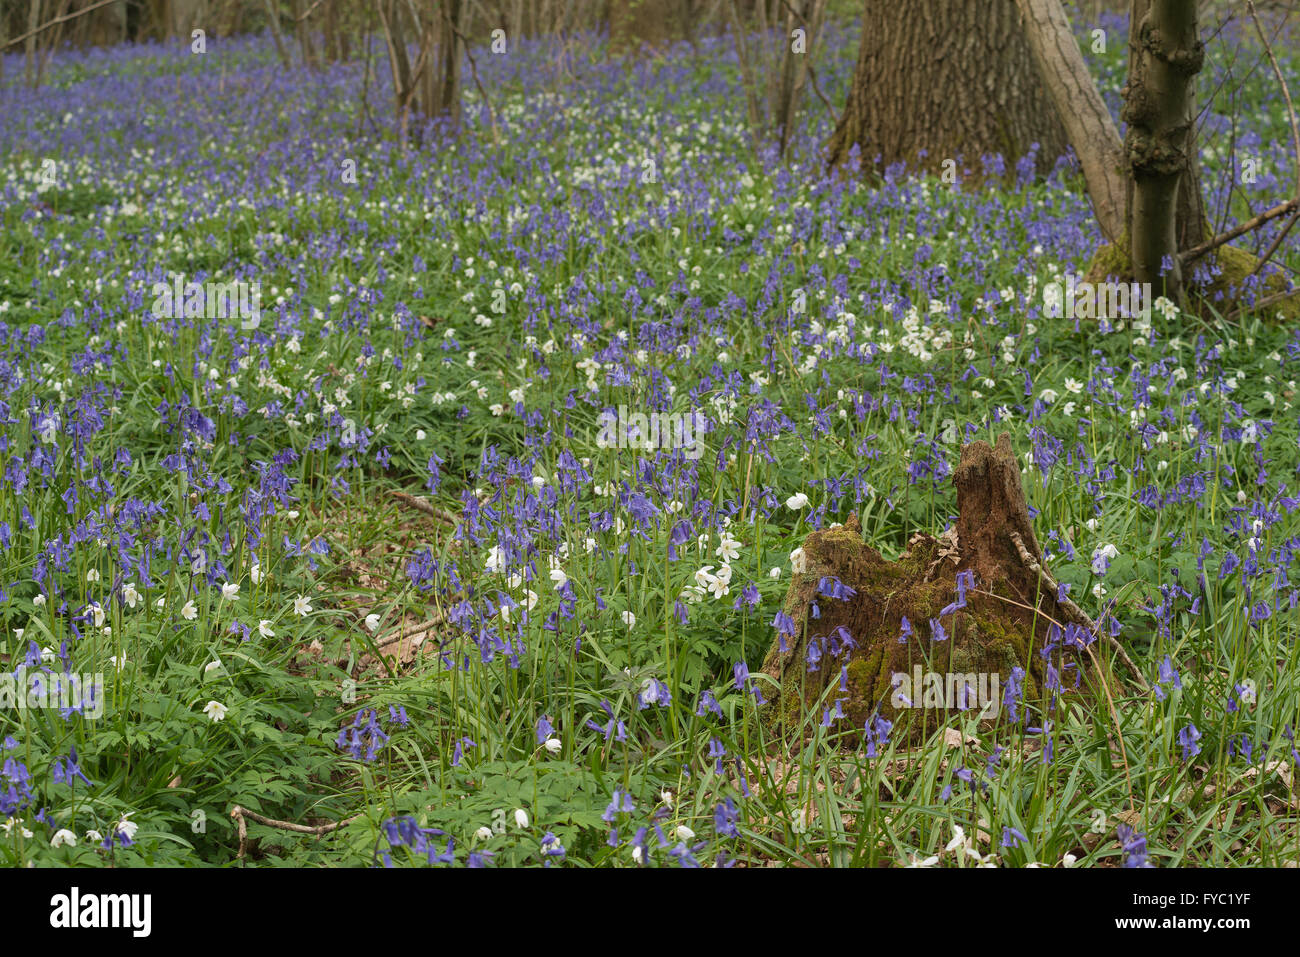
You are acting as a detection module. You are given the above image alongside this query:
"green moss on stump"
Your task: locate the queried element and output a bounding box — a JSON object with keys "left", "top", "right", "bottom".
{"left": 760, "top": 526, "right": 1045, "bottom": 745}
{"left": 1082, "top": 241, "right": 1299, "bottom": 322}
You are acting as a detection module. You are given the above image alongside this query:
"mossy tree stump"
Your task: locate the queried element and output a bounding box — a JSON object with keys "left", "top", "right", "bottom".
{"left": 763, "top": 433, "right": 1098, "bottom": 743}
{"left": 1082, "top": 241, "right": 1300, "bottom": 322}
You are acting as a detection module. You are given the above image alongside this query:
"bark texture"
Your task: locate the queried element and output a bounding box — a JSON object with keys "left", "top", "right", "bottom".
{"left": 1015, "top": 0, "right": 1127, "bottom": 242}
{"left": 1123, "top": 0, "right": 1204, "bottom": 298}
{"left": 762, "top": 435, "right": 1097, "bottom": 742}
{"left": 826, "top": 0, "right": 1069, "bottom": 178}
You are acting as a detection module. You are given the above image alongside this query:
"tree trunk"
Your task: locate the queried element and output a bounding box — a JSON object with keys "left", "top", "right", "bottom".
{"left": 321, "top": 0, "right": 340, "bottom": 62}
{"left": 1133, "top": 0, "right": 1207, "bottom": 253}
{"left": 430, "top": 0, "right": 466, "bottom": 131}
{"left": 263, "top": 0, "right": 292, "bottom": 68}
{"left": 1123, "top": 0, "right": 1203, "bottom": 299}
{"left": 771, "top": 0, "right": 826, "bottom": 160}
{"left": 25, "top": 0, "right": 40, "bottom": 87}
{"left": 1015, "top": 0, "right": 1127, "bottom": 242}
{"left": 377, "top": 0, "right": 414, "bottom": 139}
{"left": 290, "top": 0, "right": 317, "bottom": 68}
{"left": 827, "top": 0, "right": 1068, "bottom": 178}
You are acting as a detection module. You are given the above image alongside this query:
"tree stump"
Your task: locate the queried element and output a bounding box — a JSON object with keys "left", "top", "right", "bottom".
{"left": 762, "top": 433, "right": 1096, "bottom": 742}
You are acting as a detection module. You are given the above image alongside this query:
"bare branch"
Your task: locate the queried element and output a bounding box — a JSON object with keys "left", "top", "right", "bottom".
{"left": 1009, "top": 531, "right": 1151, "bottom": 694}
{"left": 1245, "top": 0, "right": 1300, "bottom": 199}
{"left": 1180, "top": 196, "right": 1300, "bottom": 264}
{"left": 3, "top": 0, "right": 120, "bottom": 51}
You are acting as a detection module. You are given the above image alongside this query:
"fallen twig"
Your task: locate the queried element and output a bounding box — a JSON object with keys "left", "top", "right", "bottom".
{"left": 1225, "top": 285, "right": 1300, "bottom": 321}
{"left": 389, "top": 490, "right": 458, "bottom": 527}
{"left": 1009, "top": 531, "right": 1152, "bottom": 694}
{"left": 230, "top": 805, "right": 362, "bottom": 861}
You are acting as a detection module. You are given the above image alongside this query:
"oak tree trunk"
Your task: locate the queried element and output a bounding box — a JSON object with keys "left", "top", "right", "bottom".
{"left": 826, "top": 0, "right": 1068, "bottom": 178}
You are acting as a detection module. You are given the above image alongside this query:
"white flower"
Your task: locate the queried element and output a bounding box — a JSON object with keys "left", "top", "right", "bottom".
{"left": 204, "top": 660, "right": 222, "bottom": 674}
{"left": 549, "top": 567, "right": 568, "bottom": 589}
{"left": 116, "top": 814, "right": 139, "bottom": 841}
{"left": 122, "top": 582, "right": 140, "bottom": 609}
{"left": 715, "top": 535, "right": 741, "bottom": 563}
{"left": 84, "top": 829, "right": 103, "bottom": 843}
{"left": 258, "top": 619, "right": 275, "bottom": 638}
{"left": 364, "top": 613, "right": 381, "bottom": 633}
{"left": 90, "top": 603, "right": 106, "bottom": 628}
{"left": 621, "top": 610, "right": 637, "bottom": 628}
{"left": 674, "top": 825, "right": 695, "bottom": 841}
{"left": 945, "top": 825, "right": 967, "bottom": 853}
{"left": 33, "top": 594, "right": 45, "bottom": 607}
{"left": 632, "top": 845, "right": 645, "bottom": 864}
{"left": 109, "top": 655, "right": 127, "bottom": 671}
{"left": 544, "top": 737, "right": 562, "bottom": 755}
{"left": 1091, "top": 543, "right": 1118, "bottom": 574}
{"left": 221, "top": 581, "right": 240, "bottom": 601}
{"left": 202, "top": 700, "right": 229, "bottom": 722}
{"left": 514, "top": 808, "right": 530, "bottom": 829}
{"left": 1063, "top": 853, "right": 1078, "bottom": 868}
{"left": 661, "top": 789, "right": 673, "bottom": 809}
{"left": 474, "top": 825, "right": 493, "bottom": 841}
{"left": 181, "top": 599, "right": 198, "bottom": 621}
{"left": 416, "top": 429, "right": 427, "bottom": 441}
{"left": 790, "top": 547, "right": 807, "bottom": 574}
{"left": 51, "top": 829, "right": 77, "bottom": 848}
{"left": 768, "top": 567, "right": 781, "bottom": 579}
{"left": 905, "top": 853, "right": 940, "bottom": 868}
{"left": 1, "top": 818, "right": 33, "bottom": 838}
{"left": 86, "top": 569, "right": 100, "bottom": 583}
{"left": 154, "top": 597, "right": 166, "bottom": 610}
{"left": 250, "top": 563, "right": 263, "bottom": 584}
{"left": 1064, "top": 377, "right": 1083, "bottom": 394}
{"left": 293, "top": 595, "right": 312, "bottom": 616}
{"left": 785, "top": 492, "right": 810, "bottom": 509}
